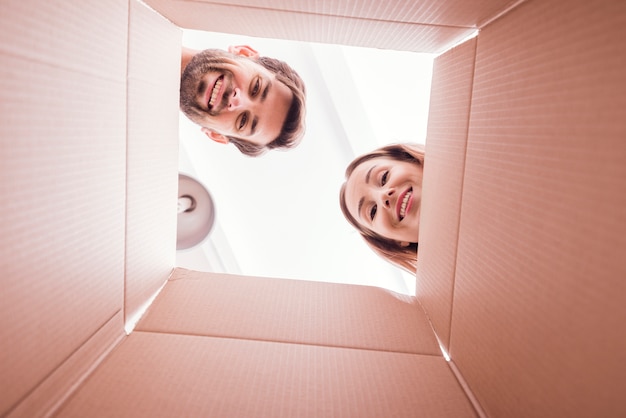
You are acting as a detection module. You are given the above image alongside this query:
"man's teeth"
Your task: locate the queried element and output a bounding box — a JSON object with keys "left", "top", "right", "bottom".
{"left": 399, "top": 190, "right": 412, "bottom": 220}
{"left": 208, "top": 77, "right": 222, "bottom": 108}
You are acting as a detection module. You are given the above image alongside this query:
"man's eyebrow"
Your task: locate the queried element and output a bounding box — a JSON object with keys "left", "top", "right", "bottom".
{"left": 249, "top": 80, "right": 270, "bottom": 136}
{"left": 250, "top": 117, "right": 258, "bottom": 136}
{"left": 261, "top": 81, "right": 271, "bottom": 102}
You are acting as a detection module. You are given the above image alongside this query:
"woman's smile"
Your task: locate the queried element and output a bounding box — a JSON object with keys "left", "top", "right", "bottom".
{"left": 397, "top": 187, "right": 413, "bottom": 221}
{"left": 344, "top": 156, "right": 424, "bottom": 244}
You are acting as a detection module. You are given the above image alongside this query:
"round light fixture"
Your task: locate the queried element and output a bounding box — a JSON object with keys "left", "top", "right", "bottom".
{"left": 176, "top": 173, "right": 215, "bottom": 250}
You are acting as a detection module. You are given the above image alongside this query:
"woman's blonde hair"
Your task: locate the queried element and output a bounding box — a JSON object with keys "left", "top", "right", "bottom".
{"left": 339, "top": 143, "right": 425, "bottom": 274}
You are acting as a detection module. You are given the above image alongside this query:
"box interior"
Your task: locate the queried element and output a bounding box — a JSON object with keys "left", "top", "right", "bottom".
{"left": 1, "top": 0, "right": 625, "bottom": 417}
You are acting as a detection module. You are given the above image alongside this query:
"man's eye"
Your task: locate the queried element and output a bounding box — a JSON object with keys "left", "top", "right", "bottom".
{"left": 251, "top": 78, "right": 260, "bottom": 96}
{"left": 370, "top": 205, "right": 377, "bottom": 221}
{"left": 238, "top": 113, "right": 248, "bottom": 130}
{"left": 381, "top": 171, "right": 389, "bottom": 186}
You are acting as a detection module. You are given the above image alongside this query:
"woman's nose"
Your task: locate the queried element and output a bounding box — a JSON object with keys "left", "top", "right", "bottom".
{"left": 381, "top": 188, "right": 395, "bottom": 208}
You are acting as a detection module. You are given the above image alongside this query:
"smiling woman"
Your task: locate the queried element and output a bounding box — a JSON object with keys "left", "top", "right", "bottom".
{"left": 339, "top": 143, "right": 425, "bottom": 274}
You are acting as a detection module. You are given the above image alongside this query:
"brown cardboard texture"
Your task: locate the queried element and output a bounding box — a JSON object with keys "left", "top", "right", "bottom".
{"left": 416, "top": 0, "right": 626, "bottom": 416}
{"left": 1, "top": 0, "right": 625, "bottom": 417}
{"left": 57, "top": 271, "right": 476, "bottom": 418}
{"left": 1, "top": 0, "right": 178, "bottom": 416}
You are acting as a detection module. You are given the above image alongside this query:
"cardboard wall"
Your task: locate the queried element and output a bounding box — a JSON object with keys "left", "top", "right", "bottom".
{"left": 136, "top": 269, "right": 440, "bottom": 354}
{"left": 145, "top": 0, "right": 520, "bottom": 53}
{"left": 56, "top": 269, "right": 477, "bottom": 418}
{"left": 56, "top": 331, "right": 475, "bottom": 418}
{"left": 0, "top": 1, "right": 129, "bottom": 415}
{"left": 416, "top": 37, "right": 477, "bottom": 350}
{"left": 418, "top": 0, "right": 626, "bottom": 416}
{"left": 124, "top": 0, "right": 180, "bottom": 328}
{"left": 0, "top": 0, "right": 180, "bottom": 416}
{"left": 2, "top": 0, "right": 625, "bottom": 416}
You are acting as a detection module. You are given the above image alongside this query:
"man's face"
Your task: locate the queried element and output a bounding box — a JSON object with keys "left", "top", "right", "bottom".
{"left": 181, "top": 50, "right": 293, "bottom": 147}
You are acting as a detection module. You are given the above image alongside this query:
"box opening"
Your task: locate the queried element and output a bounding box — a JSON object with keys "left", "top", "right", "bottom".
{"left": 177, "top": 29, "right": 436, "bottom": 296}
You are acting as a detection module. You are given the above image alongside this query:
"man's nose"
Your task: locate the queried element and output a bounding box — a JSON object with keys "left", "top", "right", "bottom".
{"left": 227, "top": 88, "right": 249, "bottom": 111}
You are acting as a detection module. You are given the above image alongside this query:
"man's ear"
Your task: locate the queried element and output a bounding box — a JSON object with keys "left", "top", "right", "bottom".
{"left": 228, "top": 45, "right": 260, "bottom": 60}
{"left": 201, "top": 127, "right": 229, "bottom": 144}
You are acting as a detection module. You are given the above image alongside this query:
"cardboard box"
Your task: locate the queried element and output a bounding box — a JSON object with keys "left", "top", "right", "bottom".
{"left": 1, "top": 0, "right": 624, "bottom": 417}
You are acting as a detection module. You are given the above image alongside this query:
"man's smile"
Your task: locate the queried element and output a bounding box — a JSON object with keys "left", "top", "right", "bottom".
{"left": 206, "top": 75, "right": 224, "bottom": 110}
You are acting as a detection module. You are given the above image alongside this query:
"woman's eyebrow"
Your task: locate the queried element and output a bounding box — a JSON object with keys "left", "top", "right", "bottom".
{"left": 357, "top": 165, "right": 377, "bottom": 219}
{"left": 365, "top": 165, "right": 376, "bottom": 184}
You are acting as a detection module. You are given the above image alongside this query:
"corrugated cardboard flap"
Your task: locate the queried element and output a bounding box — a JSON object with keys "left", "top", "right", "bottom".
{"left": 417, "top": 36, "right": 477, "bottom": 351}
{"left": 447, "top": 0, "right": 626, "bottom": 417}
{"left": 137, "top": 268, "right": 442, "bottom": 355}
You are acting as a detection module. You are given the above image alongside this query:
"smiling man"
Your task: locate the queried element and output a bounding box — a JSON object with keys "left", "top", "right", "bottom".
{"left": 180, "top": 46, "right": 306, "bottom": 157}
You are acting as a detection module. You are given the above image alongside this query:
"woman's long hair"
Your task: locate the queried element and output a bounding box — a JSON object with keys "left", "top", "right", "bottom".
{"left": 339, "top": 143, "right": 425, "bottom": 274}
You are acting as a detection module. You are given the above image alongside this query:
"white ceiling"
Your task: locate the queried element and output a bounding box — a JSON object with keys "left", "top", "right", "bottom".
{"left": 176, "top": 30, "right": 434, "bottom": 295}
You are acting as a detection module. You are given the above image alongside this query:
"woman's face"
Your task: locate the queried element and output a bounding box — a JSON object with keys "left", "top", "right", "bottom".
{"left": 344, "top": 156, "right": 423, "bottom": 244}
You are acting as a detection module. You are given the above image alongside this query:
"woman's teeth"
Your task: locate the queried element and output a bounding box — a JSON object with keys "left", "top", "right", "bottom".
{"left": 399, "top": 190, "right": 412, "bottom": 220}
{"left": 208, "top": 77, "right": 223, "bottom": 108}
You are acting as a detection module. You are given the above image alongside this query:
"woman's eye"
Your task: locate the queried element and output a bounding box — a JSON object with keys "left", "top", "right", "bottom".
{"left": 381, "top": 171, "right": 389, "bottom": 186}
{"left": 369, "top": 205, "right": 377, "bottom": 221}
{"left": 251, "top": 78, "right": 260, "bottom": 96}
{"left": 238, "top": 113, "right": 248, "bottom": 130}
